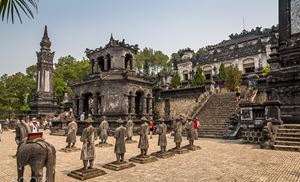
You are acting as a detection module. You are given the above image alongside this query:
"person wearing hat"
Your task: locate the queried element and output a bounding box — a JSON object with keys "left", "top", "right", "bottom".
{"left": 187, "top": 116, "right": 196, "bottom": 147}
{"left": 31, "top": 118, "right": 39, "bottom": 133}
{"left": 114, "top": 118, "right": 126, "bottom": 163}
{"left": 149, "top": 117, "right": 154, "bottom": 139}
{"left": 126, "top": 115, "right": 134, "bottom": 141}
{"left": 80, "top": 114, "right": 97, "bottom": 169}
{"left": 66, "top": 117, "right": 78, "bottom": 148}
{"left": 193, "top": 117, "right": 199, "bottom": 140}
{"left": 174, "top": 117, "right": 183, "bottom": 149}
{"left": 99, "top": 116, "right": 109, "bottom": 144}
{"left": 138, "top": 117, "right": 149, "bottom": 156}
{"left": 157, "top": 118, "right": 167, "bottom": 152}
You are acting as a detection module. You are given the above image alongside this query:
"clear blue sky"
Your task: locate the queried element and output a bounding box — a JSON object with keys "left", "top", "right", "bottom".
{"left": 0, "top": 0, "right": 278, "bottom": 75}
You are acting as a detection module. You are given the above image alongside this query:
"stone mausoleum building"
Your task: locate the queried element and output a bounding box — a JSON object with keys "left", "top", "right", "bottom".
{"left": 174, "top": 27, "right": 277, "bottom": 83}
{"left": 71, "top": 36, "right": 153, "bottom": 125}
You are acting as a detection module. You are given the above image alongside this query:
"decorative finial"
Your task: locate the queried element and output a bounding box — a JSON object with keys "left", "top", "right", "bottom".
{"left": 40, "top": 25, "right": 51, "bottom": 49}
{"left": 110, "top": 33, "right": 114, "bottom": 41}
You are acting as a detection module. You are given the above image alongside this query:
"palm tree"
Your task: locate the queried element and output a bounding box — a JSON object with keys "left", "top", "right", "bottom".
{"left": 0, "top": 0, "right": 39, "bottom": 23}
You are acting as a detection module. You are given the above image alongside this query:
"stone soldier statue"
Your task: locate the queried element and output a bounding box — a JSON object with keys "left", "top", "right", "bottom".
{"left": 99, "top": 116, "right": 109, "bottom": 144}
{"left": 138, "top": 117, "right": 149, "bottom": 156}
{"left": 174, "top": 117, "right": 183, "bottom": 149}
{"left": 187, "top": 116, "right": 196, "bottom": 147}
{"left": 126, "top": 115, "right": 134, "bottom": 140}
{"left": 66, "top": 118, "right": 78, "bottom": 148}
{"left": 15, "top": 119, "right": 31, "bottom": 145}
{"left": 114, "top": 118, "right": 126, "bottom": 163}
{"left": 80, "top": 114, "right": 97, "bottom": 169}
{"left": 157, "top": 118, "right": 167, "bottom": 152}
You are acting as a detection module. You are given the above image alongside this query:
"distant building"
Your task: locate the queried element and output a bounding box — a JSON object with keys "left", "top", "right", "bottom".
{"left": 173, "top": 27, "right": 278, "bottom": 84}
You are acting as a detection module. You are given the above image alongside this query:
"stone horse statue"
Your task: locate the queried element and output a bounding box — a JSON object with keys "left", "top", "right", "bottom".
{"left": 17, "top": 137, "right": 56, "bottom": 182}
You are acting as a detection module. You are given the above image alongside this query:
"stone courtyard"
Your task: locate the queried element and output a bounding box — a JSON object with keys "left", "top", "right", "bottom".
{"left": 0, "top": 130, "right": 299, "bottom": 182}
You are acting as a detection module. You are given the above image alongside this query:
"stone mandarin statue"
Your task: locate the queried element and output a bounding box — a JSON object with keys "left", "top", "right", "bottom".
{"left": 66, "top": 117, "right": 78, "bottom": 148}
{"left": 138, "top": 117, "right": 149, "bottom": 156}
{"left": 114, "top": 118, "right": 126, "bottom": 163}
{"left": 99, "top": 116, "right": 109, "bottom": 144}
{"left": 80, "top": 114, "right": 97, "bottom": 170}
{"left": 126, "top": 115, "right": 134, "bottom": 140}
{"left": 157, "top": 118, "right": 167, "bottom": 152}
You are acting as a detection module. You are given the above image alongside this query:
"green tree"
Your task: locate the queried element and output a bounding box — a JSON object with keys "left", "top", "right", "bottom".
{"left": 196, "top": 47, "right": 207, "bottom": 57}
{"left": 135, "top": 48, "right": 169, "bottom": 78}
{"left": 218, "top": 63, "right": 226, "bottom": 81}
{"left": 192, "top": 66, "right": 205, "bottom": 86}
{"left": 0, "top": 0, "right": 39, "bottom": 23}
{"left": 224, "top": 65, "right": 241, "bottom": 91}
{"left": 171, "top": 71, "right": 181, "bottom": 89}
{"left": 261, "top": 65, "right": 270, "bottom": 77}
{"left": 170, "top": 53, "right": 181, "bottom": 63}
{"left": 53, "top": 55, "right": 89, "bottom": 103}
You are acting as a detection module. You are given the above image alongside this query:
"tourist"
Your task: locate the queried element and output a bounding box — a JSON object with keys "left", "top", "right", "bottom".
{"left": 194, "top": 117, "right": 199, "bottom": 140}
{"left": 149, "top": 118, "right": 154, "bottom": 139}
{"left": 235, "top": 86, "right": 241, "bottom": 102}
{"left": 80, "top": 112, "right": 85, "bottom": 122}
{"left": 31, "top": 118, "right": 39, "bottom": 133}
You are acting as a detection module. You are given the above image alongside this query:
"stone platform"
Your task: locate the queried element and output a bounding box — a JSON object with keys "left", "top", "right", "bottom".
{"left": 125, "top": 139, "right": 137, "bottom": 144}
{"left": 150, "top": 151, "right": 175, "bottom": 159}
{"left": 59, "top": 147, "right": 81, "bottom": 153}
{"left": 67, "top": 168, "right": 106, "bottom": 181}
{"left": 95, "top": 143, "right": 113, "bottom": 148}
{"left": 168, "top": 147, "right": 190, "bottom": 154}
{"left": 129, "top": 155, "right": 158, "bottom": 164}
{"left": 182, "top": 145, "right": 201, "bottom": 151}
{"left": 103, "top": 161, "right": 135, "bottom": 171}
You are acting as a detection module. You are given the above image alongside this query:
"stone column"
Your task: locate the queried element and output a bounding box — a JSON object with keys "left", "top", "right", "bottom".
{"left": 132, "top": 58, "right": 136, "bottom": 71}
{"left": 100, "top": 95, "right": 104, "bottom": 115}
{"left": 78, "top": 97, "right": 84, "bottom": 115}
{"left": 95, "top": 61, "right": 99, "bottom": 73}
{"left": 104, "top": 58, "right": 108, "bottom": 71}
{"left": 93, "top": 95, "right": 99, "bottom": 115}
{"left": 124, "top": 94, "right": 129, "bottom": 115}
{"left": 131, "top": 94, "right": 136, "bottom": 115}
{"left": 89, "top": 61, "right": 94, "bottom": 74}
{"left": 148, "top": 97, "right": 153, "bottom": 115}
{"left": 142, "top": 96, "right": 147, "bottom": 115}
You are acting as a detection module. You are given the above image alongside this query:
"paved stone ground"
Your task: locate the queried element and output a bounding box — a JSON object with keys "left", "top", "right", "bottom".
{"left": 0, "top": 130, "right": 300, "bottom": 182}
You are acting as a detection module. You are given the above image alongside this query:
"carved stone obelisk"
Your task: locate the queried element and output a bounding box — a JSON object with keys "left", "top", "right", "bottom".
{"left": 30, "top": 25, "right": 59, "bottom": 119}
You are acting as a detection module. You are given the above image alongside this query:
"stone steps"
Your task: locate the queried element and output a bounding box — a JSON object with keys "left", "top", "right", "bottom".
{"left": 195, "top": 93, "right": 237, "bottom": 139}
{"left": 273, "top": 145, "right": 300, "bottom": 152}
{"left": 274, "top": 124, "right": 300, "bottom": 152}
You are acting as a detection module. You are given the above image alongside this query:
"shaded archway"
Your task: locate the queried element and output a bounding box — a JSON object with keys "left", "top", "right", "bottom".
{"left": 135, "top": 91, "right": 143, "bottom": 118}
{"left": 106, "top": 54, "right": 111, "bottom": 71}
{"left": 125, "top": 54, "right": 133, "bottom": 70}
{"left": 128, "top": 92, "right": 132, "bottom": 114}
{"left": 97, "top": 56, "right": 105, "bottom": 72}
{"left": 83, "top": 93, "right": 93, "bottom": 117}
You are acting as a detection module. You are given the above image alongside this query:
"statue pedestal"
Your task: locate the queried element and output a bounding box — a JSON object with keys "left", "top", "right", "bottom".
{"left": 150, "top": 151, "right": 175, "bottom": 159}
{"left": 95, "top": 143, "right": 113, "bottom": 148}
{"left": 103, "top": 161, "right": 135, "bottom": 171}
{"left": 125, "top": 139, "right": 137, "bottom": 144}
{"left": 129, "top": 155, "right": 158, "bottom": 164}
{"left": 168, "top": 147, "right": 190, "bottom": 154}
{"left": 59, "top": 147, "right": 81, "bottom": 153}
{"left": 68, "top": 168, "right": 106, "bottom": 181}
{"left": 182, "top": 145, "right": 201, "bottom": 151}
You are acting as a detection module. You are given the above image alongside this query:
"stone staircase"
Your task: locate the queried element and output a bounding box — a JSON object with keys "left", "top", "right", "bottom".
{"left": 274, "top": 124, "right": 300, "bottom": 152}
{"left": 195, "top": 93, "right": 237, "bottom": 138}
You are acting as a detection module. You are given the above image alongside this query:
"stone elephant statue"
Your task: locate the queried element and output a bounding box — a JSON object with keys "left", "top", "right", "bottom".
{"left": 16, "top": 138, "right": 56, "bottom": 182}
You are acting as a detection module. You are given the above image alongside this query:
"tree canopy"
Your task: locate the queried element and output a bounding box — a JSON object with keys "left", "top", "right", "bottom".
{"left": 192, "top": 66, "right": 205, "bottom": 86}
{"left": 218, "top": 63, "right": 226, "bottom": 81}
{"left": 224, "top": 65, "right": 241, "bottom": 91}
{"left": 171, "top": 71, "right": 181, "bottom": 89}
{"left": 135, "top": 48, "right": 170, "bottom": 78}
{"left": 0, "top": 0, "right": 39, "bottom": 23}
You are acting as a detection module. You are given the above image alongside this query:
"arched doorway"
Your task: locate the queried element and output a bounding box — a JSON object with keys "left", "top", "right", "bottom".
{"left": 106, "top": 54, "right": 111, "bottom": 71}
{"left": 83, "top": 93, "right": 93, "bottom": 117}
{"left": 135, "top": 91, "right": 143, "bottom": 118}
{"left": 125, "top": 54, "right": 133, "bottom": 70}
{"left": 97, "top": 56, "right": 105, "bottom": 72}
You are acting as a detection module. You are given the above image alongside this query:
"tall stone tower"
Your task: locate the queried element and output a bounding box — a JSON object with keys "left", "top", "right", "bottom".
{"left": 30, "top": 25, "right": 58, "bottom": 118}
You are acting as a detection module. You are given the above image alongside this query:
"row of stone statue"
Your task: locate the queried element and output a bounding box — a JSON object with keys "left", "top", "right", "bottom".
{"left": 65, "top": 114, "right": 199, "bottom": 170}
